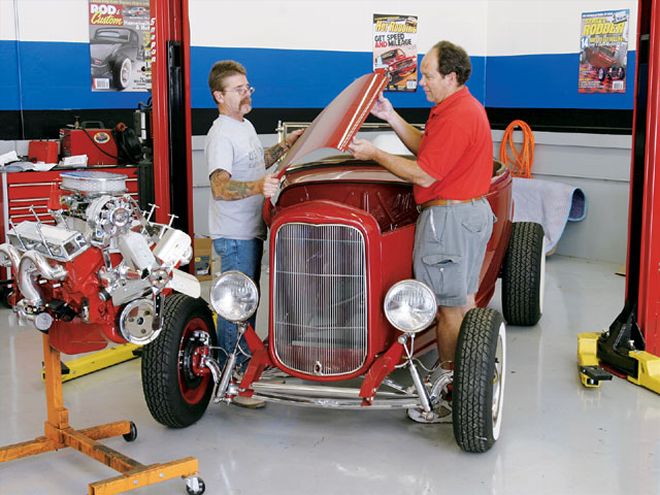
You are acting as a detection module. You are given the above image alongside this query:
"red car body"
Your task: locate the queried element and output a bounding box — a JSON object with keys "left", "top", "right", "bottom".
{"left": 583, "top": 46, "right": 618, "bottom": 68}
{"left": 141, "top": 72, "right": 543, "bottom": 453}
{"left": 256, "top": 159, "right": 512, "bottom": 381}
{"left": 379, "top": 48, "right": 417, "bottom": 80}
{"left": 582, "top": 46, "right": 626, "bottom": 81}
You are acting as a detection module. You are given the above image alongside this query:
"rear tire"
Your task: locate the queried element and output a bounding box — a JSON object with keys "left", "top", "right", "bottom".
{"left": 453, "top": 308, "right": 506, "bottom": 453}
{"left": 501, "top": 222, "right": 544, "bottom": 326}
{"left": 113, "top": 58, "right": 132, "bottom": 89}
{"left": 141, "top": 294, "right": 216, "bottom": 428}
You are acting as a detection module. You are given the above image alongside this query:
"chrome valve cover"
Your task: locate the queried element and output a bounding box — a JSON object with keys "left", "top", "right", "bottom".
{"left": 7, "top": 221, "right": 88, "bottom": 262}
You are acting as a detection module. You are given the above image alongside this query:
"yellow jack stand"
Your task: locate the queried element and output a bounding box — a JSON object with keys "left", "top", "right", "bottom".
{"left": 43, "top": 343, "right": 141, "bottom": 383}
{"left": 0, "top": 335, "right": 203, "bottom": 494}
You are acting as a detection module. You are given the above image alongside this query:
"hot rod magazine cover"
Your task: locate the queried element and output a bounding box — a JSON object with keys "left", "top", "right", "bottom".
{"left": 373, "top": 14, "right": 418, "bottom": 92}
{"left": 89, "top": 0, "right": 151, "bottom": 92}
{"left": 578, "top": 9, "right": 629, "bottom": 94}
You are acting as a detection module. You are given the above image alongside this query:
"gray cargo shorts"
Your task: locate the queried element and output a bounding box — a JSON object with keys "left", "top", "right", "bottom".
{"left": 413, "top": 198, "right": 495, "bottom": 307}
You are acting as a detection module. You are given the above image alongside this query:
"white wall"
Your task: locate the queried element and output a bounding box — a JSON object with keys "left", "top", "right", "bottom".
{"left": 4, "top": 0, "right": 637, "bottom": 56}
{"left": 189, "top": 0, "right": 489, "bottom": 55}
{"left": 487, "top": 0, "right": 637, "bottom": 55}
{"left": 1, "top": 0, "right": 89, "bottom": 41}
{"left": 0, "top": 1, "right": 17, "bottom": 40}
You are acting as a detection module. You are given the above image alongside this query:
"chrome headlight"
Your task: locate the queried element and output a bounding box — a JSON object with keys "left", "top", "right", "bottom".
{"left": 210, "top": 271, "right": 259, "bottom": 323}
{"left": 383, "top": 279, "right": 436, "bottom": 333}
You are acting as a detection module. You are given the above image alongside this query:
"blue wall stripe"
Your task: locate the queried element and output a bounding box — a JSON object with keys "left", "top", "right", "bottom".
{"left": 485, "top": 52, "right": 635, "bottom": 109}
{"left": 190, "top": 46, "right": 485, "bottom": 109}
{"left": 0, "top": 40, "right": 149, "bottom": 111}
{"left": 0, "top": 40, "right": 635, "bottom": 111}
{"left": 0, "top": 41, "right": 21, "bottom": 109}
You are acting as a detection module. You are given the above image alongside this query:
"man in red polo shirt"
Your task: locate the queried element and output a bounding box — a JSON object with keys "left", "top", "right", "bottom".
{"left": 349, "top": 41, "right": 494, "bottom": 389}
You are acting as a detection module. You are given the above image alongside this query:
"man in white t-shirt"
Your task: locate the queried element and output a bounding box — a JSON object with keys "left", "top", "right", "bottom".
{"left": 206, "top": 60, "right": 302, "bottom": 407}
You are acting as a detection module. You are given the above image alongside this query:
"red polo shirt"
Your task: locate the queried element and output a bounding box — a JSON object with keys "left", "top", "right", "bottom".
{"left": 414, "top": 87, "right": 493, "bottom": 204}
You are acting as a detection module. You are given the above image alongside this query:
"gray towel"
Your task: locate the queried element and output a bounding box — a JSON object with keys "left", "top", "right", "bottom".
{"left": 512, "top": 178, "right": 587, "bottom": 253}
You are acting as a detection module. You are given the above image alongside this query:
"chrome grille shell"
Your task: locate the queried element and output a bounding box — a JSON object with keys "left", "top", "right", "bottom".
{"left": 272, "top": 222, "right": 368, "bottom": 376}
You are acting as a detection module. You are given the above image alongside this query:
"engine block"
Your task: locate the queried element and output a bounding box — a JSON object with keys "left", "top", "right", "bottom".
{"left": 0, "top": 171, "right": 199, "bottom": 354}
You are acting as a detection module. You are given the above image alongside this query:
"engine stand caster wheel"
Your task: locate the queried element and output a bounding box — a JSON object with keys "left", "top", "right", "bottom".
{"left": 185, "top": 476, "right": 205, "bottom": 495}
{"left": 122, "top": 421, "right": 138, "bottom": 442}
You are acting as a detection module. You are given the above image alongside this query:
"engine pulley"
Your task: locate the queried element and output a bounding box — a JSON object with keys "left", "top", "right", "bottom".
{"left": 87, "top": 195, "right": 134, "bottom": 243}
{"left": 118, "top": 298, "right": 160, "bottom": 345}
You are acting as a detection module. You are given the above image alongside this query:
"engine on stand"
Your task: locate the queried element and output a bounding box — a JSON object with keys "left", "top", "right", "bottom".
{"left": 0, "top": 170, "right": 200, "bottom": 355}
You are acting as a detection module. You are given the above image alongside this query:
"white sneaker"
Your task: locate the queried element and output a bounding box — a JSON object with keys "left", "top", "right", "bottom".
{"left": 406, "top": 401, "right": 452, "bottom": 424}
{"left": 232, "top": 395, "right": 266, "bottom": 409}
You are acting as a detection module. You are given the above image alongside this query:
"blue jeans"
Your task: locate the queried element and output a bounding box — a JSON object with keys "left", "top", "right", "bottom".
{"left": 213, "top": 238, "right": 264, "bottom": 367}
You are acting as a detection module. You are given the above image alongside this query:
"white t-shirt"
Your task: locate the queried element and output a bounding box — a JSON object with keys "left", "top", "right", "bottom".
{"left": 206, "top": 115, "right": 266, "bottom": 240}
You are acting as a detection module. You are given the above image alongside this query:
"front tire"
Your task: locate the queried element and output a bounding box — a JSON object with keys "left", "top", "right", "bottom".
{"left": 141, "top": 294, "right": 216, "bottom": 428}
{"left": 501, "top": 222, "right": 545, "bottom": 326}
{"left": 453, "top": 308, "right": 506, "bottom": 453}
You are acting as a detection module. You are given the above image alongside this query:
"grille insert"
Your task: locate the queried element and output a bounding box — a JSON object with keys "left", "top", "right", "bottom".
{"left": 273, "top": 223, "right": 367, "bottom": 376}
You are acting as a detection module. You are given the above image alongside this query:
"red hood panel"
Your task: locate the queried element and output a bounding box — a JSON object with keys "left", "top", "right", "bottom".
{"left": 276, "top": 71, "right": 388, "bottom": 176}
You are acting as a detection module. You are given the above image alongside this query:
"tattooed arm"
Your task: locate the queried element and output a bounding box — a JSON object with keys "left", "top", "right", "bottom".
{"left": 210, "top": 169, "right": 264, "bottom": 200}
{"left": 263, "top": 129, "right": 305, "bottom": 168}
{"left": 263, "top": 142, "right": 289, "bottom": 168}
{"left": 210, "top": 169, "right": 279, "bottom": 200}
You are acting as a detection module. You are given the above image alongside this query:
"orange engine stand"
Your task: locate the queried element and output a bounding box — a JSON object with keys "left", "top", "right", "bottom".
{"left": 0, "top": 334, "right": 202, "bottom": 494}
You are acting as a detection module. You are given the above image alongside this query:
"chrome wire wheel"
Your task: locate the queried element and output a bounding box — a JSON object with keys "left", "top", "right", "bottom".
{"left": 491, "top": 322, "right": 506, "bottom": 440}
{"left": 115, "top": 58, "right": 132, "bottom": 89}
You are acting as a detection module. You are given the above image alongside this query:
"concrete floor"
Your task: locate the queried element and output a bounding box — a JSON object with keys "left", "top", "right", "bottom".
{"left": 1, "top": 255, "right": 659, "bottom": 495}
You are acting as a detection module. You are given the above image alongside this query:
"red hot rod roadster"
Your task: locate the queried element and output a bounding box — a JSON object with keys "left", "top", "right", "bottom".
{"left": 140, "top": 72, "right": 545, "bottom": 453}
{"left": 378, "top": 48, "right": 418, "bottom": 82}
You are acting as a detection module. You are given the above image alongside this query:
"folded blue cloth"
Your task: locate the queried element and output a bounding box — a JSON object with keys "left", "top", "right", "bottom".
{"left": 512, "top": 178, "right": 587, "bottom": 253}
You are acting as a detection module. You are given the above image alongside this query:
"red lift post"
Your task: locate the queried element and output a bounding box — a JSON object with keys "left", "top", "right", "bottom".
{"left": 150, "top": 0, "right": 194, "bottom": 235}
{"left": 578, "top": 0, "right": 660, "bottom": 394}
